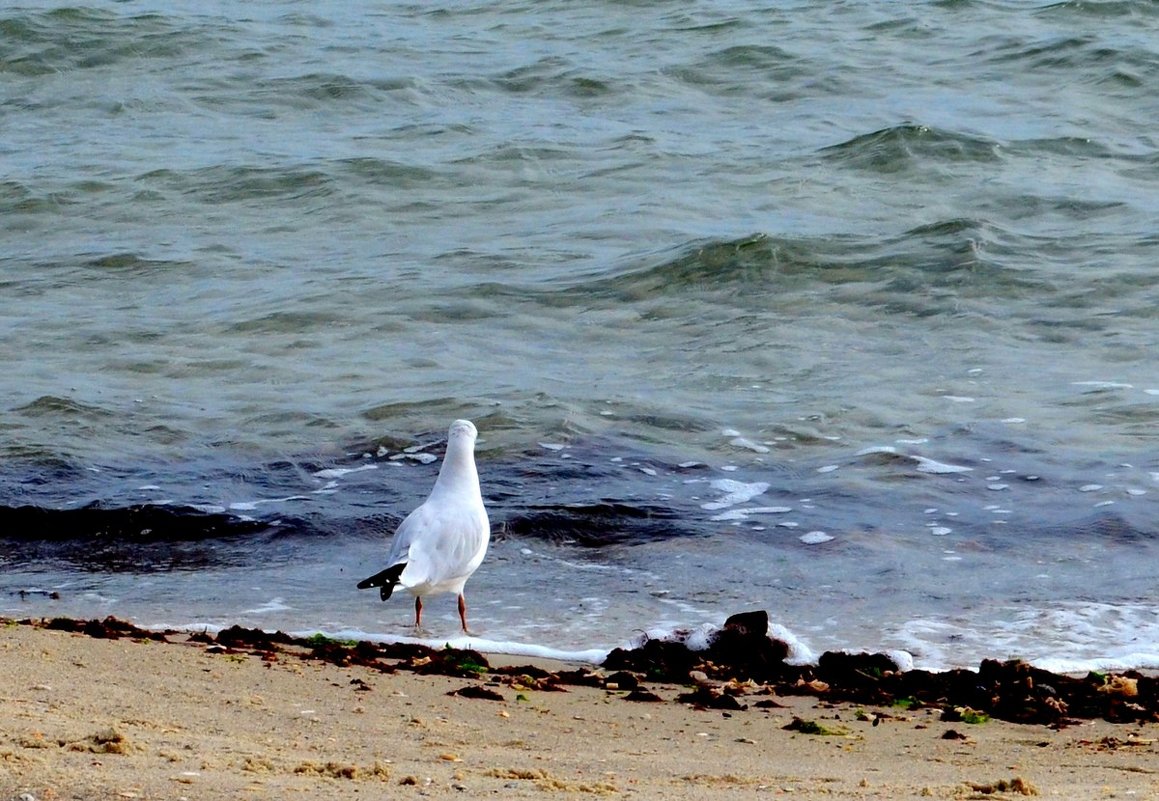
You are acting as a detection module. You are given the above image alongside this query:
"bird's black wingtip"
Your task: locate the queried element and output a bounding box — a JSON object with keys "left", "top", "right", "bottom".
{"left": 357, "top": 562, "right": 407, "bottom": 600}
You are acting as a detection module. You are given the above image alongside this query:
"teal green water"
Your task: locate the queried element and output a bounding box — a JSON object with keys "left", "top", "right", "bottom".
{"left": 4, "top": 1, "right": 1156, "bottom": 462}
{"left": 2, "top": 1, "right": 1156, "bottom": 668}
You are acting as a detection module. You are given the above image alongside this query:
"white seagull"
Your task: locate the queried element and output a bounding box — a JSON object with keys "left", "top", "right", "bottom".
{"left": 357, "top": 419, "right": 490, "bottom": 633}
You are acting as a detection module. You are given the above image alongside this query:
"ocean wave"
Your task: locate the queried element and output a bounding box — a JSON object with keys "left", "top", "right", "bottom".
{"left": 534, "top": 225, "right": 1051, "bottom": 314}
{"left": 0, "top": 503, "right": 275, "bottom": 573}
{"left": 0, "top": 503, "right": 269, "bottom": 545}
{"left": 13, "top": 395, "right": 116, "bottom": 420}
{"left": 136, "top": 164, "right": 334, "bottom": 205}
{"left": 0, "top": 180, "right": 66, "bottom": 217}
{"left": 820, "top": 124, "right": 1002, "bottom": 172}
{"left": 1036, "top": 0, "right": 1159, "bottom": 20}
{"left": 504, "top": 502, "right": 688, "bottom": 547}
{"left": 489, "top": 57, "right": 622, "bottom": 101}
{"left": 0, "top": 7, "right": 216, "bottom": 77}
{"left": 194, "top": 72, "right": 408, "bottom": 116}
{"left": 664, "top": 43, "right": 825, "bottom": 100}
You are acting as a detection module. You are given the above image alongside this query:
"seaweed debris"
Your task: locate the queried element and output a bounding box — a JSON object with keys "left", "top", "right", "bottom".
{"left": 9, "top": 611, "right": 1157, "bottom": 726}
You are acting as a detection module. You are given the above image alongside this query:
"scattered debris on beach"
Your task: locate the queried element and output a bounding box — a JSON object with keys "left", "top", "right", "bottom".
{"left": 8, "top": 611, "right": 1157, "bottom": 727}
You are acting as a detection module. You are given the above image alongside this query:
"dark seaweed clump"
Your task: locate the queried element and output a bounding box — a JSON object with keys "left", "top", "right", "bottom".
{"left": 602, "top": 610, "right": 1159, "bottom": 726}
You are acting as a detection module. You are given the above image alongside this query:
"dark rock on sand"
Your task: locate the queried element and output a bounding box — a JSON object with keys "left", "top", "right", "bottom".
{"left": 449, "top": 684, "right": 505, "bottom": 701}
{"left": 603, "top": 610, "right": 791, "bottom": 683}
{"left": 676, "top": 685, "right": 747, "bottom": 711}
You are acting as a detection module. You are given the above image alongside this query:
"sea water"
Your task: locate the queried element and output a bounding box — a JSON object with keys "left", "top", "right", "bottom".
{"left": 2, "top": 1, "right": 1157, "bottom": 670}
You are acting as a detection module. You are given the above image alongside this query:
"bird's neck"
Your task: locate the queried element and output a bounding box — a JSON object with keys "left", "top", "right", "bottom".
{"left": 432, "top": 444, "right": 480, "bottom": 497}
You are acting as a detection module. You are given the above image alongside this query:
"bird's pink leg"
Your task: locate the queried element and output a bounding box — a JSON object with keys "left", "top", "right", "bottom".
{"left": 458, "top": 594, "right": 469, "bottom": 633}
{"left": 414, "top": 596, "right": 423, "bottom": 628}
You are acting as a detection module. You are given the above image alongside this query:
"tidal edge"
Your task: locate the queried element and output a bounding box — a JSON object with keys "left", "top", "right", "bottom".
{"left": 7, "top": 610, "right": 1156, "bottom": 728}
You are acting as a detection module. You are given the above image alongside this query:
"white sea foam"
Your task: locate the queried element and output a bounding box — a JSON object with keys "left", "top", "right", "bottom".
{"left": 710, "top": 506, "right": 792, "bottom": 522}
{"left": 301, "top": 630, "right": 611, "bottom": 665}
{"left": 893, "top": 602, "right": 1159, "bottom": 672}
{"left": 190, "top": 503, "right": 227, "bottom": 514}
{"left": 682, "top": 625, "right": 715, "bottom": 652}
{"left": 772, "top": 624, "right": 817, "bottom": 665}
{"left": 148, "top": 604, "right": 1159, "bottom": 675}
{"left": 856, "top": 445, "right": 972, "bottom": 475}
{"left": 914, "top": 456, "right": 973, "bottom": 474}
{"left": 229, "top": 495, "right": 311, "bottom": 511}
{"left": 799, "top": 531, "right": 833, "bottom": 545}
{"left": 239, "top": 598, "right": 292, "bottom": 615}
{"left": 313, "top": 464, "right": 379, "bottom": 479}
{"left": 709, "top": 510, "right": 749, "bottom": 522}
{"left": 699, "top": 479, "right": 770, "bottom": 511}
{"left": 1072, "top": 381, "right": 1133, "bottom": 389}
{"left": 630, "top": 620, "right": 815, "bottom": 666}
{"left": 885, "top": 650, "right": 915, "bottom": 671}
{"left": 859, "top": 446, "right": 897, "bottom": 456}
{"left": 40, "top": 584, "right": 1159, "bottom": 677}
{"left": 729, "top": 436, "right": 770, "bottom": 453}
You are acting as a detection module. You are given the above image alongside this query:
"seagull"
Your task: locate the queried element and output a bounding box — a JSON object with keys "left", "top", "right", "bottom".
{"left": 357, "top": 419, "right": 490, "bottom": 633}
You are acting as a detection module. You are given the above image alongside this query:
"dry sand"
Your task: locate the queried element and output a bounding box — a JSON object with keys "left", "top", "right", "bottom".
{"left": 2, "top": 621, "right": 1157, "bottom": 800}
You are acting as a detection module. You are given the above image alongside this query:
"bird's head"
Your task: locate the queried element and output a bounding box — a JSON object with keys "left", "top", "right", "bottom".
{"left": 448, "top": 419, "right": 478, "bottom": 444}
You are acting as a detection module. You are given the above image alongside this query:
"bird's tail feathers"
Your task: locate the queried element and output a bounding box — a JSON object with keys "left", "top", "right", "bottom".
{"left": 357, "top": 562, "right": 407, "bottom": 601}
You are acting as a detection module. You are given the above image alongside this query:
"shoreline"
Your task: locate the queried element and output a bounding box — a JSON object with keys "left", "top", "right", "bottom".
{"left": 3, "top": 616, "right": 1158, "bottom": 800}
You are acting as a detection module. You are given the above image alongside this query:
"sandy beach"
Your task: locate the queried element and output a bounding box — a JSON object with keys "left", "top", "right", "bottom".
{"left": 2, "top": 619, "right": 1157, "bottom": 800}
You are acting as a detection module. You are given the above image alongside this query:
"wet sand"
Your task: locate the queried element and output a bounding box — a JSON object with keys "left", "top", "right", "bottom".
{"left": 2, "top": 620, "right": 1157, "bottom": 800}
